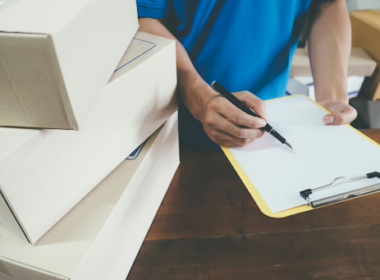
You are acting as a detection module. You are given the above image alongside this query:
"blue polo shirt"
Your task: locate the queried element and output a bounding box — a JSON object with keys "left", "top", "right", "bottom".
{"left": 137, "top": 0, "right": 321, "bottom": 149}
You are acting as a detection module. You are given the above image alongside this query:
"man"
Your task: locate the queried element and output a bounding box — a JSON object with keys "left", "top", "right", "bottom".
{"left": 137, "top": 0, "right": 357, "bottom": 149}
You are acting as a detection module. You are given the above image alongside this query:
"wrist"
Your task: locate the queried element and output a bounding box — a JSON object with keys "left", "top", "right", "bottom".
{"left": 315, "top": 87, "right": 349, "bottom": 104}
{"left": 177, "top": 70, "right": 218, "bottom": 121}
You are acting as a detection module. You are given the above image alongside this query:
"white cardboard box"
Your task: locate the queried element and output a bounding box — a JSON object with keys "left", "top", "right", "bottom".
{"left": 0, "top": 113, "right": 180, "bottom": 280}
{"left": 0, "top": 32, "right": 177, "bottom": 244}
{"left": 0, "top": 0, "right": 138, "bottom": 129}
{"left": 287, "top": 76, "right": 365, "bottom": 100}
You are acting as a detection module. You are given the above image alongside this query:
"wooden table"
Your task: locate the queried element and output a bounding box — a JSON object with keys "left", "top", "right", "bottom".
{"left": 127, "top": 129, "right": 380, "bottom": 280}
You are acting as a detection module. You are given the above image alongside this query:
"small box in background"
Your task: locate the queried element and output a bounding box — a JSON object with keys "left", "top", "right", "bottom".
{"left": 351, "top": 9, "right": 380, "bottom": 100}
{"left": 0, "top": 0, "right": 138, "bottom": 129}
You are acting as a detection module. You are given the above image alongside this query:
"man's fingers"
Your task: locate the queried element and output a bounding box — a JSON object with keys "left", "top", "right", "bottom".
{"left": 323, "top": 104, "right": 358, "bottom": 125}
{"left": 207, "top": 129, "right": 257, "bottom": 147}
{"left": 221, "top": 103, "right": 266, "bottom": 129}
{"left": 323, "top": 114, "right": 343, "bottom": 125}
{"left": 207, "top": 96, "right": 266, "bottom": 129}
{"left": 206, "top": 112, "right": 265, "bottom": 139}
{"left": 203, "top": 93, "right": 267, "bottom": 147}
{"left": 233, "top": 90, "right": 268, "bottom": 121}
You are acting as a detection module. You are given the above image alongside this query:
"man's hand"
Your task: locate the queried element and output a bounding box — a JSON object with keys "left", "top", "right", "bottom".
{"left": 195, "top": 84, "right": 267, "bottom": 147}
{"left": 318, "top": 100, "right": 357, "bottom": 125}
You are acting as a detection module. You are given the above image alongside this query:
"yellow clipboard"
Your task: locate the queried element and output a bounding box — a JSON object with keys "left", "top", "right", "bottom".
{"left": 221, "top": 95, "right": 380, "bottom": 218}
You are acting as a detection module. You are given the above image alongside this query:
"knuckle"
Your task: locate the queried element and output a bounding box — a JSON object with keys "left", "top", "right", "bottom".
{"left": 242, "top": 138, "right": 250, "bottom": 146}
{"left": 204, "top": 114, "right": 215, "bottom": 126}
{"left": 235, "top": 114, "right": 245, "bottom": 125}
{"left": 238, "top": 138, "right": 250, "bottom": 146}
{"left": 335, "top": 115, "right": 344, "bottom": 124}
{"left": 235, "top": 139, "right": 245, "bottom": 147}
{"left": 236, "top": 129, "right": 246, "bottom": 138}
{"left": 255, "top": 131, "right": 264, "bottom": 139}
{"left": 208, "top": 98, "right": 221, "bottom": 111}
{"left": 239, "top": 90, "right": 248, "bottom": 99}
{"left": 252, "top": 119, "right": 264, "bottom": 128}
{"left": 255, "top": 99, "right": 264, "bottom": 109}
{"left": 208, "top": 129, "right": 216, "bottom": 138}
{"left": 250, "top": 129, "right": 262, "bottom": 139}
{"left": 237, "top": 141, "right": 245, "bottom": 147}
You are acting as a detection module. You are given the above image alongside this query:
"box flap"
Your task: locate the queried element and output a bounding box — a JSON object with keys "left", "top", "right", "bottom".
{"left": 108, "top": 32, "right": 174, "bottom": 85}
{"left": 0, "top": 33, "right": 77, "bottom": 129}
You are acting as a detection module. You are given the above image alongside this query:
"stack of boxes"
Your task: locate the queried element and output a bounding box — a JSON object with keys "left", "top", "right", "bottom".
{"left": 0, "top": 1, "right": 179, "bottom": 279}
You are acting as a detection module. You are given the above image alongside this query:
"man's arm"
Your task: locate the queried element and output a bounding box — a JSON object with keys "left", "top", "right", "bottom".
{"left": 308, "top": 0, "right": 357, "bottom": 125}
{"left": 138, "top": 18, "right": 267, "bottom": 147}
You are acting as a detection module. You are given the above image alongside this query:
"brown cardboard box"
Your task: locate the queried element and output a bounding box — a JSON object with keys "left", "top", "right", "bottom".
{"left": 351, "top": 9, "right": 380, "bottom": 100}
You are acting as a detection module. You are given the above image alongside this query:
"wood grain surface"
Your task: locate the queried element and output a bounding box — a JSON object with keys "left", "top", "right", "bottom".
{"left": 127, "top": 129, "right": 380, "bottom": 280}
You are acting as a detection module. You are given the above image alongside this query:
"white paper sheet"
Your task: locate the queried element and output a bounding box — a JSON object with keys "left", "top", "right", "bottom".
{"left": 229, "top": 95, "right": 380, "bottom": 213}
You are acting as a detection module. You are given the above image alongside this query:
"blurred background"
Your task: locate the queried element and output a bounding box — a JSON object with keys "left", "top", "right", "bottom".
{"left": 287, "top": 0, "right": 380, "bottom": 129}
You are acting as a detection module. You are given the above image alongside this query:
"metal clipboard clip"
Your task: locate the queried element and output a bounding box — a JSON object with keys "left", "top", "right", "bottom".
{"left": 300, "top": 171, "right": 380, "bottom": 208}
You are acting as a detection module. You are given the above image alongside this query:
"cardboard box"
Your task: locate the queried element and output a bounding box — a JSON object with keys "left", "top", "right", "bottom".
{"left": 0, "top": 113, "right": 180, "bottom": 280}
{"left": 0, "top": 32, "right": 177, "bottom": 244}
{"left": 0, "top": 0, "right": 138, "bottom": 129}
{"left": 351, "top": 9, "right": 380, "bottom": 100}
{"left": 290, "top": 47, "right": 377, "bottom": 77}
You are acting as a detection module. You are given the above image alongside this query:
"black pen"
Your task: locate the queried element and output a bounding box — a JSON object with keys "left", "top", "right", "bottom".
{"left": 211, "top": 81, "right": 293, "bottom": 149}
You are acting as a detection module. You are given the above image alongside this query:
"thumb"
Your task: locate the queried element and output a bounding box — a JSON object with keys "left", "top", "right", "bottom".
{"left": 323, "top": 114, "right": 343, "bottom": 125}
{"left": 322, "top": 102, "right": 357, "bottom": 125}
{"left": 323, "top": 109, "right": 357, "bottom": 125}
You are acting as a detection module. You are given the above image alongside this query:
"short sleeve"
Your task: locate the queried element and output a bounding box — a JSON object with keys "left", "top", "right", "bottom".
{"left": 137, "top": 0, "right": 169, "bottom": 18}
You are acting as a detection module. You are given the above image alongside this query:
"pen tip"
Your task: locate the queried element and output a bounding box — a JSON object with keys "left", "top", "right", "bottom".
{"left": 285, "top": 141, "right": 293, "bottom": 150}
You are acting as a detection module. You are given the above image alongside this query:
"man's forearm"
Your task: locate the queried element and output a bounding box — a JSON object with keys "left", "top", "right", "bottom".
{"left": 138, "top": 18, "right": 216, "bottom": 121}
{"left": 138, "top": 18, "right": 267, "bottom": 147}
{"left": 308, "top": 0, "right": 351, "bottom": 103}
